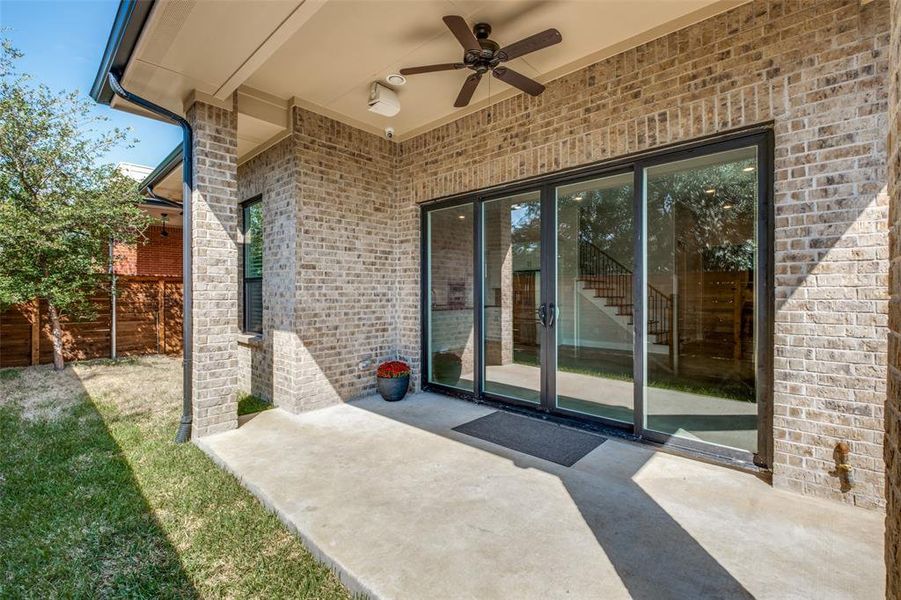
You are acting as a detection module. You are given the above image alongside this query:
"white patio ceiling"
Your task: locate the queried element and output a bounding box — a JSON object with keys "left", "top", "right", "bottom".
{"left": 121, "top": 0, "right": 745, "bottom": 162}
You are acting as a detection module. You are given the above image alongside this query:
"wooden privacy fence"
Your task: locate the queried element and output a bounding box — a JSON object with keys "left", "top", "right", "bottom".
{"left": 0, "top": 276, "right": 183, "bottom": 368}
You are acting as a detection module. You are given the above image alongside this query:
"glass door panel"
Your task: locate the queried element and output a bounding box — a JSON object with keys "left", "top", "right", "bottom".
{"left": 426, "top": 204, "right": 474, "bottom": 391}
{"left": 482, "top": 191, "right": 542, "bottom": 404}
{"left": 644, "top": 147, "right": 758, "bottom": 452}
{"left": 555, "top": 173, "right": 634, "bottom": 423}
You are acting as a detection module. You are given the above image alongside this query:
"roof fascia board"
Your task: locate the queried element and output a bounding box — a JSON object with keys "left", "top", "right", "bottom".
{"left": 91, "top": 0, "right": 156, "bottom": 104}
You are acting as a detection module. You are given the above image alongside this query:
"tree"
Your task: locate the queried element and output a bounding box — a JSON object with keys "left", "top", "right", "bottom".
{"left": 0, "top": 40, "right": 150, "bottom": 370}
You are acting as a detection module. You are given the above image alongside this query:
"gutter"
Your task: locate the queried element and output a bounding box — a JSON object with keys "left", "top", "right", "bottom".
{"left": 107, "top": 72, "right": 195, "bottom": 443}
{"left": 90, "top": 0, "right": 154, "bottom": 104}
{"left": 141, "top": 193, "right": 182, "bottom": 209}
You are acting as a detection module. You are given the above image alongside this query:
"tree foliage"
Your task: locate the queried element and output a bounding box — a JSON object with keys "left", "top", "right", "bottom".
{"left": 520, "top": 156, "right": 757, "bottom": 274}
{"left": 0, "top": 40, "right": 150, "bottom": 367}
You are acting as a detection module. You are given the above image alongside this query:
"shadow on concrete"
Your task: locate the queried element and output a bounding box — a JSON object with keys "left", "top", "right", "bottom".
{"left": 354, "top": 394, "right": 754, "bottom": 600}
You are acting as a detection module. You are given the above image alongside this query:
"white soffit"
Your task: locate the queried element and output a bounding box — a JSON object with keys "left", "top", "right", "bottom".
{"left": 121, "top": 0, "right": 745, "bottom": 144}
{"left": 247, "top": 0, "right": 745, "bottom": 140}
{"left": 153, "top": 165, "right": 183, "bottom": 202}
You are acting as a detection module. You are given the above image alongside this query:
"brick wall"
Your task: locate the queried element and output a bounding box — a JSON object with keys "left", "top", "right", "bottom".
{"left": 394, "top": 0, "right": 890, "bottom": 508}
{"left": 294, "top": 108, "right": 400, "bottom": 410}
{"left": 114, "top": 225, "right": 183, "bottom": 277}
{"left": 188, "top": 101, "right": 239, "bottom": 436}
{"left": 236, "top": 136, "right": 297, "bottom": 406}
{"left": 885, "top": 0, "right": 900, "bottom": 592}
{"left": 232, "top": 108, "right": 398, "bottom": 412}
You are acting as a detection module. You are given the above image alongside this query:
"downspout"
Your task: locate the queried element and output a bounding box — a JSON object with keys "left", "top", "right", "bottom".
{"left": 107, "top": 71, "right": 194, "bottom": 443}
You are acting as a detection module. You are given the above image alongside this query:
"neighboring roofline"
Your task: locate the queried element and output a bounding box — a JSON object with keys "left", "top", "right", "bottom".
{"left": 90, "top": 0, "right": 155, "bottom": 104}
{"left": 139, "top": 144, "right": 183, "bottom": 194}
{"left": 141, "top": 196, "right": 182, "bottom": 210}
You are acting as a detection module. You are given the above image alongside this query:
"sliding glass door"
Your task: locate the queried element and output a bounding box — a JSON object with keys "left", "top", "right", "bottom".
{"left": 425, "top": 203, "right": 474, "bottom": 391}
{"left": 554, "top": 173, "right": 634, "bottom": 423}
{"left": 643, "top": 147, "right": 759, "bottom": 453}
{"left": 422, "top": 130, "right": 770, "bottom": 464}
{"left": 482, "top": 191, "right": 543, "bottom": 405}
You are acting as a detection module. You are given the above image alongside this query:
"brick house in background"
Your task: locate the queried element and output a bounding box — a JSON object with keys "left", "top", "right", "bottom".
{"left": 89, "top": 0, "right": 900, "bottom": 595}
{"left": 114, "top": 227, "right": 182, "bottom": 278}
{"left": 114, "top": 161, "right": 185, "bottom": 279}
{"left": 0, "top": 163, "right": 184, "bottom": 367}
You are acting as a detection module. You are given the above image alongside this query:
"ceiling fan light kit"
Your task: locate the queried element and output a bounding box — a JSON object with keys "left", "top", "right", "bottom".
{"left": 400, "top": 15, "right": 562, "bottom": 108}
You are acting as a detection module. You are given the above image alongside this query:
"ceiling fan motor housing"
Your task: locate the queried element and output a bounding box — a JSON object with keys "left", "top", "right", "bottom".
{"left": 466, "top": 23, "right": 502, "bottom": 69}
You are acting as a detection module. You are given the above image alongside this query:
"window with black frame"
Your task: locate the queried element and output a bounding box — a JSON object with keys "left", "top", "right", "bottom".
{"left": 242, "top": 198, "right": 263, "bottom": 334}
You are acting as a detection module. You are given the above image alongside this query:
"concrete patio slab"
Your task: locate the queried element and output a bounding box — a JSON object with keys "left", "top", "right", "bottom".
{"left": 196, "top": 392, "right": 884, "bottom": 600}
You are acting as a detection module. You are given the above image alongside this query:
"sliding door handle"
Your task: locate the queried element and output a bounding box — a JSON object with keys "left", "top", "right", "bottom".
{"left": 548, "top": 303, "right": 556, "bottom": 328}
{"left": 537, "top": 303, "right": 547, "bottom": 327}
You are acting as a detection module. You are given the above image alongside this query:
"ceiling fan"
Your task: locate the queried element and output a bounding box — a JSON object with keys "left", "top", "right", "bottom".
{"left": 400, "top": 16, "right": 562, "bottom": 108}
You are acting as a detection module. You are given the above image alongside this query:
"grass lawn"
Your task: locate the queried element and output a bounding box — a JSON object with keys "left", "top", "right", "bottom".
{"left": 0, "top": 356, "right": 350, "bottom": 599}
{"left": 238, "top": 392, "right": 272, "bottom": 416}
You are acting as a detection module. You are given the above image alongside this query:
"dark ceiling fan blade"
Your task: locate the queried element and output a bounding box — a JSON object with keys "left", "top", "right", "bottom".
{"left": 497, "top": 28, "right": 562, "bottom": 62}
{"left": 492, "top": 67, "right": 545, "bottom": 96}
{"left": 443, "top": 15, "right": 481, "bottom": 53}
{"left": 400, "top": 63, "right": 465, "bottom": 76}
{"left": 454, "top": 72, "right": 482, "bottom": 107}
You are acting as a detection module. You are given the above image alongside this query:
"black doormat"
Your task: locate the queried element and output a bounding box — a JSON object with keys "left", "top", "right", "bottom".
{"left": 452, "top": 411, "right": 606, "bottom": 467}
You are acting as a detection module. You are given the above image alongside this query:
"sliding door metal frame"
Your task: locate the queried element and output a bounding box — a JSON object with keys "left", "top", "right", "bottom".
{"left": 633, "top": 163, "right": 647, "bottom": 439}
{"left": 759, "top": 130, "right": 776, "bottom": 468}
{"left": 629, "top": 130, "right": 774, "bottom": 467}
{"left": 420, "top": 123, "right": 775, "bottom": 470}
{"left": 539, "top": 182, "right": 556, "bottom": 413}
{"left": 473, "top": 200, "right": 483, "bottom": 398}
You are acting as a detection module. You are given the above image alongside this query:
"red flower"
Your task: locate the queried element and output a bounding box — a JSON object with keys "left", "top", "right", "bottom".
{"left": 377, "top": 360, "right": 411, "bottom": 378}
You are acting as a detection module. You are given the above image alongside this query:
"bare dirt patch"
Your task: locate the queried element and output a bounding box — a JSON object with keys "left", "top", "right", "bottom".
{"left": 0, "top": 356, "right": 181, "bottom": 422}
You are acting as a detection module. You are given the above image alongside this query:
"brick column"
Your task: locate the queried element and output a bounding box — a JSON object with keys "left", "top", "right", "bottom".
{"left": 886, "top": 0, "right": 901, "bottom": 594}
{"left": 483, "top": 203, "right": 513, "bottom": 365}
{"left": 187, "top": 100, "right": 239, "bottom": 436}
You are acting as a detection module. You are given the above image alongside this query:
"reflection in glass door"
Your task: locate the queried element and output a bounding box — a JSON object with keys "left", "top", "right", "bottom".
{"left": 426, "top": 204, "right": 474, "bottom": 391}
{"left": 555, "top": 173, "right": 634, "bottom": 423}
{"left": 644, "top": 147, "right": 759, "bottom": 453}
{"left": 482, "top": 191, "right": 542, "bottom": 404}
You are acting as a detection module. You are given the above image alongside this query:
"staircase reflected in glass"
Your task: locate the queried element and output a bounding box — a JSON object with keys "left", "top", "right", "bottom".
{"left": 554, "top": 172, "right": 636, "bottom": 423}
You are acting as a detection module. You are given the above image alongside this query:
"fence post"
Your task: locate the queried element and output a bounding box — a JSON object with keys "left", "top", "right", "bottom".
{"left": 109, "top": 240, "right": 117, "bottom": 360}
{"left": 158, "top": 278, "right": 165, "bottom": 354}
{"left": 110, "top": 276, "right": 117, "bottom": 359}
{"left": 30, "top": 299, "right": 40, "bottom": 365}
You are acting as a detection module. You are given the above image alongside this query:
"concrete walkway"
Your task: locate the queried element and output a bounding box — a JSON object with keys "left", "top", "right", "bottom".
{"left": 198, "top": 393, "right": 884, "bottom": 600}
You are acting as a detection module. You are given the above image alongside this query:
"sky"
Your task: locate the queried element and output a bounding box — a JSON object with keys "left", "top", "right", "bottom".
{"left": 1, "top": 0, "right": 182, "bottom": 169}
